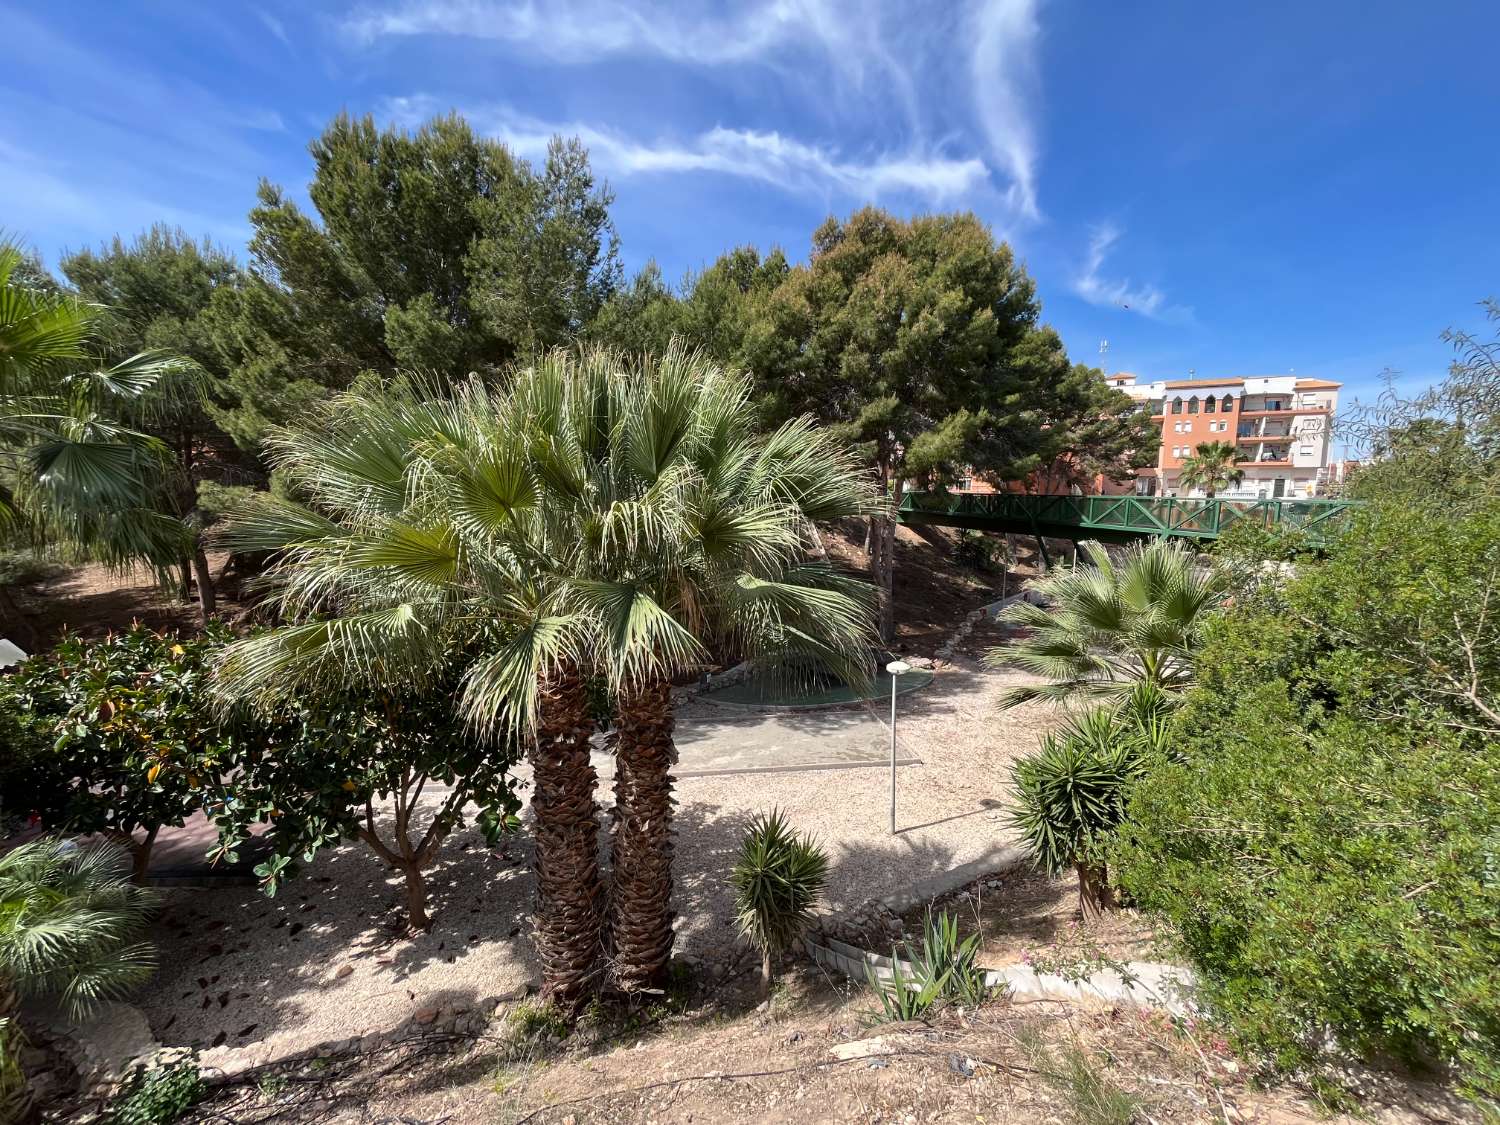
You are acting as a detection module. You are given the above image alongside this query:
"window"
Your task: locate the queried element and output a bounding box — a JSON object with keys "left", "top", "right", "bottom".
{"left": 1204, "top": 395, "right": 1216, "bottom": 413}
{"left": 957, "top": 477, "right": 973, "bottom": 491}
{"left": 1171, "top": 396, "right": 1183, "bottom": 414}
{"left": 1299, "top": 445, "right": 1313, "bottom": 457}
{"left": 1221, "top": 394, "right": 1233, "bottom": 411}
{"left": 1187, "top": 396, "right": 1200, "bottom": 414}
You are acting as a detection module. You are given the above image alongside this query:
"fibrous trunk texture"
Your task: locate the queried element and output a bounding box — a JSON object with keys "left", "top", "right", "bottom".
{"left": 1076, "top": 862, "right": 1118, "bottom": 918}
{"left": 530, "top": 664, "right": 604, "bottom": 1007}
{"left": 609, "top": 675, "right": 678, "bottom": 993}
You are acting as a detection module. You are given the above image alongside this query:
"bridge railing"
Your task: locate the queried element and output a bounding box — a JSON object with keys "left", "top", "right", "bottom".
{"left": 898, "top": 492, "right": 1357, "bottom": 542}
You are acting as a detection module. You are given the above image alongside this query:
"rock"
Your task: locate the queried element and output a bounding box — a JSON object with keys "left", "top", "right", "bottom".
{"left": 413, "top": 1006, "right": 440, "bottom": 1026}
{"left": 829, "top": 1036, "right": 894, "bottom": 1061}
{"left": 334, "top": 964, "right": 354, "bottom": 979}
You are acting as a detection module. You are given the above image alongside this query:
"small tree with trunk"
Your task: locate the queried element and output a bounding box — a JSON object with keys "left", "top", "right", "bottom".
{"left": 0, "top": 625, "right": 232, "bottom": 882}
{"left": 1177, "top": 440, "right": 1244, "bottom": 498}
{"left": 210, "top": 675, "right": 523, "bottom": 932}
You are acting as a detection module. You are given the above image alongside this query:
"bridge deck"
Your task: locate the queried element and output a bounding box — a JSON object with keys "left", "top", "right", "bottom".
{"left": 897, "top": 492, "right": 1355, "bottom": 544}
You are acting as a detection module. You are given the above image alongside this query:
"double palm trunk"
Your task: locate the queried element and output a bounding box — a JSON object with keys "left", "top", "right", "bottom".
{"left": 609, "top": 675, "right": 678, "bottom": 993}
{"left": 529, "top": 664, "right": 605, "bottom": 1007}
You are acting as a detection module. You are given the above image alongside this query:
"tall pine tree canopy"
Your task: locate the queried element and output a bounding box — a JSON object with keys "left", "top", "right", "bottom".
{"left": 204, "top": 112, "right": 620, "bottom": 450}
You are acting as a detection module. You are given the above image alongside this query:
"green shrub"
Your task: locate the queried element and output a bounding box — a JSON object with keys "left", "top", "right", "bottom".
{"left": 209, "top": 668, "right": 522, "bottom": 932}
{"left": 0, "top": 625, "right": 235, "bottom": 880}
{"left": 1112, "top": 500, "right": 1500, "bottom": 1101}
{"left": 107, "top": 1060, "right": 204, "bottom": 1125}
{"left": 731, "top": 810, "right": 829, "bottom": 999}
{"left": 0, "top": 549, "right": 64, "bottom": 588}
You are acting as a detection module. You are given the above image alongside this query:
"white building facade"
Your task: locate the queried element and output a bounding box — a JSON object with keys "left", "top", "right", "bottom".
{"left": 1104, "top": 373, "right": 1341, "bottom": 500}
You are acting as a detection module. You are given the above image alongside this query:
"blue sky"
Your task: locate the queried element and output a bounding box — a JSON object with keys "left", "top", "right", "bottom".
{"left": 4, "top": 1, "right": 1496, "bottom": 408}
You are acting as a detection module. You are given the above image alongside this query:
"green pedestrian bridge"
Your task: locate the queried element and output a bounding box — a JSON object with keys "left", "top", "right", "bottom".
{"left": 897, "top": 491, "right": 1357, "bottom": 547}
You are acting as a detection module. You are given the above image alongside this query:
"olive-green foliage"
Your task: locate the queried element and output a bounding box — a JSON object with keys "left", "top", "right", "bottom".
{"left": 0, "top": 626, "right": 234, "bottom": 874}
{"left": 1112, "top": 499, "right": 1500, "bottom": 1100}
{"left": 209, "top": 669, "right": 522, "bottom": 928}
{"left": 107, "top": 1059, "right": 204, "bottom": 1125}
{"left": 731, "top": 810, "right": 829, "bottom": 965}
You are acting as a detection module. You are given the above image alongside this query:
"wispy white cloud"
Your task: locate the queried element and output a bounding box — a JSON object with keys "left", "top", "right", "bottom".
{"left": 969, "top": 0, "right": 1042, "bottom": 221}
{"left": 380, "top": 96, "right": 989, "bottom": 202}
{"left": 1072, "top": 223, "right": 1190, "bottom": 322}
{"left": 254, "top": 7, "right": 291, "bottom": 46}
{"left": 351, "top": 1, "right": 1045, "bottom": 219}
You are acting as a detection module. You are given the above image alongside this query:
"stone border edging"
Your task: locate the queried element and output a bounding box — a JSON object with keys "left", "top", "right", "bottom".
{"left": 805, "top": 849, "right": 1196, "bottom": 1016}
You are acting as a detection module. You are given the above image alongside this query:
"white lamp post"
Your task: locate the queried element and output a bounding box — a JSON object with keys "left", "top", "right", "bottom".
{"left": 885, "top": 659, "right": 911, "bottom": 835}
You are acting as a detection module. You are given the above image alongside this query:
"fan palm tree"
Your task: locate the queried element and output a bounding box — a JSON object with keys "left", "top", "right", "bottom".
{"left": 988, "top": 538, "right": 1222, "bottom": 709}
{"left": 213, "top": 344, "right": 879, "bottom": 1002}
{"left": 1177, "top": 440, "right": 1244, "bottom": 498}
{"left": 0, "top": 244, "right": 204, "bottom": 626}
{"left": 0, "top": 837, "right": 155, "bottom": 1122}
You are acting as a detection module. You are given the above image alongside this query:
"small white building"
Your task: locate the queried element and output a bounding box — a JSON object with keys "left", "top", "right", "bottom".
{"left": 1105, "top": 373, "right": 1341, "bottom": 500}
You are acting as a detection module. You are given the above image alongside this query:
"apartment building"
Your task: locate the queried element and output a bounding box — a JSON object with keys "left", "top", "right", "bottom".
{"left": 1105, "top": 373, "right": 1340, "bottom": 500}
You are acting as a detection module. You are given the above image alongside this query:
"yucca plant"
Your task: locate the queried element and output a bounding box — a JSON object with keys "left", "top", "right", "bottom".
{"left": 989, "top": 537, "right": 1222, "bottom": 708}
{"left": 731, "top": 810, "right": 829, "bottom": 999}
{"left": 1008, "top": 708, "right": 1148, "bottom": 916}
{"left": 869, "top": 908, "right": 991, "bottom": 1021}
{"left": 0, "top": 837, "right": 156, "bottom": 1121}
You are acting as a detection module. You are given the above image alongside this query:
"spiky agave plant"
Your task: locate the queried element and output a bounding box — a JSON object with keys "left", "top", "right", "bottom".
{"left": 0, "top": 837, "right": 155, "bottom": 1120}
{"left": 989, "top": 537, "right": 1222, "bottom": 709}
{"left": 730, "top": 810, "right": 829, "bottom": 999}
{"left": 1007, "top": 708, "right": 1148, "bottom": 916}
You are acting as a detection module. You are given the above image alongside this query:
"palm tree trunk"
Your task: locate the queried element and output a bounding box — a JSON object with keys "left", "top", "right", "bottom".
{"left": 530, "top": 663, "right": 604, "bottom": 1007}
{"left": 130, "top": 825, "right": 159, "bottom": 886}
{"left": 609, "top": 674, "right": 677, "bottom": 993}
{"left": 1076, "top": 862, "right": 1118, "bottom": 918}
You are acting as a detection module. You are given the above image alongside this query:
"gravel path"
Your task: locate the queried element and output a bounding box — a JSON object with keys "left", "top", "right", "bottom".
{"left": 140, "top": 627, "right": 1055, "bottom": 1069}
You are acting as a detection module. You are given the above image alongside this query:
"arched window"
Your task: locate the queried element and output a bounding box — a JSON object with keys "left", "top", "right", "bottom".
{"left": 1204, "top": 395, "right": 1216, "bottom": 413}
{"left": 1171, "top": 396, "right": 1183, "bottom": 414}
{"left": 1220, "top": 394, "right": 1233, "bottom": 412}
{"left": 1187, "top": 396, "right": 1200, "bottom": 414}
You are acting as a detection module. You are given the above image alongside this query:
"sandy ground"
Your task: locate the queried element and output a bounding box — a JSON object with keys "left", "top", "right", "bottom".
{"left": 139, "top": 621, "right": 1058, "bottom": 1071}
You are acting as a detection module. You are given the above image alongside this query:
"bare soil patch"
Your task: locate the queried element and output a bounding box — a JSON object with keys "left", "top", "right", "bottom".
{"left": 187, "top": 964, "right": 1481, "bottom": 1125}
{"left": 3, "top": 551, "right": 251, "bottom": 647}
{"left": 903, "top": 868, "right": 1157, "bottom": 966}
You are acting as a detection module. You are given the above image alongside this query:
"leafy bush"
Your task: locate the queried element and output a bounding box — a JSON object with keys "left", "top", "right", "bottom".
{"left": 1008, "top": 706, "right": 1150, "bottom": 915}
{"left": 1112, "top": 500, "right": 1500, "bottom": 1101}
{"left": 210, "top": 672, "right": 522, "bottom": 932}
{"left": 0, "top": 625, "right": 234, "bottom": 880}
{"left": 731, "top": 810, "right": 829, "bottom": 998}
{"left": 0, "top": 549, "right": 65, "bottom": 588}
{"left": 107, "top": 1059, "right": 204, "bottom": 1125}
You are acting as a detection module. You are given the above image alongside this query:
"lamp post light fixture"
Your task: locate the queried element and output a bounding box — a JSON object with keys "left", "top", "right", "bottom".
{"left": 885, "top": 659, "right": 912, "bottom": 835}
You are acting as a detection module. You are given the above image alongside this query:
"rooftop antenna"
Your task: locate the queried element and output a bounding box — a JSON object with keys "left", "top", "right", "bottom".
{"left": 1188, "top": 368, "right": 1196, "bottom": 376}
